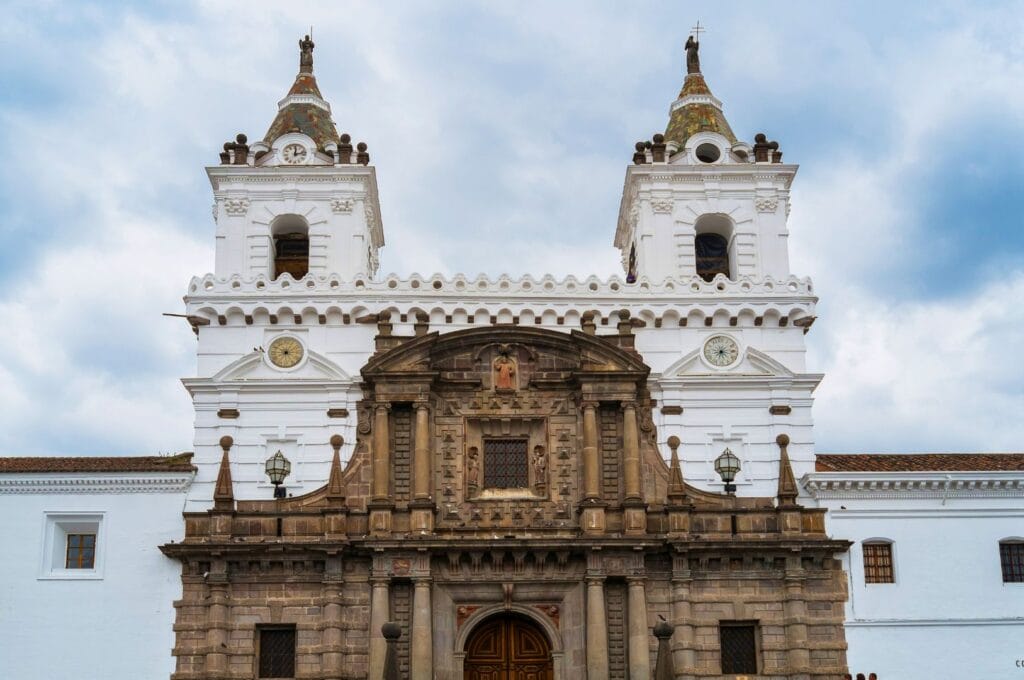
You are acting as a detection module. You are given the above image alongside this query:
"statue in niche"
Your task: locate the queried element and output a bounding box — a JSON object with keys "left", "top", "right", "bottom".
{"left": 685, "top": 35, "right": 700, "bottom": 74}
{"left": 466, "top": 446, "right": 480, "bottom": 490}
{"left": 533, "top": 445, "right": 547, "bottom": 488}
{"left": 493, "top": 346, "right": 517, "bottom": 391}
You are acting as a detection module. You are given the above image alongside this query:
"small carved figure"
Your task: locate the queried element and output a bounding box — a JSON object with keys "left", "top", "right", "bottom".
{"left": 299, "top": 34, "right": 315, "bottom": 73}
{"left": 466, "top": 446, "right": 480, "bottom": 488}
{"left": 494, "top": 351, "right": 516, "bottom": 390}
{"left": 685, "top": 35, "right": 700, "bottom": 74}
{"left": 532, "top": 445, "right": 547, "bottom": 487}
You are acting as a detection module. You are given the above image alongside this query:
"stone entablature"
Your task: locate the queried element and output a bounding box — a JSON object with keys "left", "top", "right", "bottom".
{"left": 0, "top": 472, "right": 195, "bottom": 495}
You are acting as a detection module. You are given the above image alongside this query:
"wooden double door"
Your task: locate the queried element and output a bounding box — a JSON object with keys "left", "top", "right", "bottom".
{"left": 464, "top": 616, "right": 553, "bottom": 680}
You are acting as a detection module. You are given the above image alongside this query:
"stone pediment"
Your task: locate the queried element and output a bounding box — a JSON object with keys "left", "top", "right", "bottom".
{"left": 211, "top": 349, "right": 349, "bottom": 382}
{"left": 362, "top": 327, "right": 649, "bottom": 380}
{"left": 661, "top": 346, "right": 795, "bottom": 378}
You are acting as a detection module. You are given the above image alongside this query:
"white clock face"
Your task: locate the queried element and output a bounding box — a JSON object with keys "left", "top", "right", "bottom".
{"left": 704, "top": 335, "right": 739, "bottom": 367}
{"left": 281, "top": 143, "right": 308, "bottom": 164}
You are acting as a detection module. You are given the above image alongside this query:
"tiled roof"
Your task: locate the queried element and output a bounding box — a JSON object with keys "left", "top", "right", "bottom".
{"left": 0, "top": 453, "right": 195, "bottom": 474}
{"left": 664, "top": 74, "right": 738, "bottom": 147}
{"left": 264, "top": 73, "right": 339, "bottom": 151}
{"left": 815, "top": 454, "right": 1024, "bottom": 473}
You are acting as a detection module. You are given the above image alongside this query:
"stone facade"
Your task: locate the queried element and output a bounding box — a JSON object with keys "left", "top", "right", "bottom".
{"left": 162, "top": 324, "right": 850, "bottom": 679}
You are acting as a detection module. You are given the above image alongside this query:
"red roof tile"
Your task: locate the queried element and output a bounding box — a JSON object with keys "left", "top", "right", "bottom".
{"left": 0, "top": 453, "right": 195, "bottom": 474}
{"left": 815, "top": 453, "right": 1024, "bottom": 473}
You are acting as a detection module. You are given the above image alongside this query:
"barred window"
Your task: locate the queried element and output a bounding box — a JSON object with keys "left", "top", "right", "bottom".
{"left": 483, "top": 438, "right": 529, "bottom": 488}
{"left": 863, "top": 542, "right": 895, "bottom": 584}
{"left": 1000, "top": 542, "right": 1024, "bottom": 583}
{"left": 719, "top": 622, "right": 758, "bottom": 674}
{"left": 65, "top": 533, "right": 96, "bottom": 569}
{"left": 258, "top": 627, "right": 296, "bottom": 678}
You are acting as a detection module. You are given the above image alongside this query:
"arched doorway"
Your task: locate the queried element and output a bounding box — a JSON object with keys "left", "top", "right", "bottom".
{"left": 464, "top": 615, "right": 553, "bottom": 680}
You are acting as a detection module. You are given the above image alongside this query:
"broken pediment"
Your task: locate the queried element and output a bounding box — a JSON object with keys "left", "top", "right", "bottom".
{"left": 210, "top": 348, "right": 350, "bottom": 382}
{"left": 661, "top": 346, "right": 795, "bottom": 378}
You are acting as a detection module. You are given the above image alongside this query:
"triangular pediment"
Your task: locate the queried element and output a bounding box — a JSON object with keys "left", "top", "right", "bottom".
{"left": 661, "top": 346, "right": 794, "bottom": 378}
{"left": 211, "top": 349, "right": 349, "bottom": 382}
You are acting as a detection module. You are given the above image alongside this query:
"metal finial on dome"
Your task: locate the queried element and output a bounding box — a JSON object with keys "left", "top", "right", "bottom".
{"left": 299, "top": 33, "right": 315, "bottom": 74}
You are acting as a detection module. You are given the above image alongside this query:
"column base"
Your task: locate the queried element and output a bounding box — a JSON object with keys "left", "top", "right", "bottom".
{"left": 409, "top": 500, "right": 435, "bottom": 534}
{"left": 622, "top": 498, "right": 648, "bottom": 535}
{"left": 578, "top": 500, "right": 607, "bottom": 535}
{"left": 367, "top": 500, "right": 394, "bottom": 536}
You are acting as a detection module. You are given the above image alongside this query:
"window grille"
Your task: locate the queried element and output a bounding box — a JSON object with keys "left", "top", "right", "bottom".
{"left": 65, "top": 533, "right": 96, "bottom": 569}
{"left": 1000, "top": 542, "right": 1024, "bottom": 583}
{"left": 483, "top": 438, "right": 529, "bottom": 488}
{"left": 258, "top": 627, "right": 296, "bottom": 678}
{"left": 719, "top": 623, "right": 758, "bottom": 674}
{"left": 863, "top": 542, "right": 895, "bottom": 584}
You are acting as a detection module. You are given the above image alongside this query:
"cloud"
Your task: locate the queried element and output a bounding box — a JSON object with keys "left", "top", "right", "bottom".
{"left": 0, "top": 1, "right": 1022, "bottom": 457}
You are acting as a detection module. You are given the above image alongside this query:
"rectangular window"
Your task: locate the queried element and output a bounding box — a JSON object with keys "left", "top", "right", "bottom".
{"left": 863, "top": 542, "right": 895, "bottom": 584}
{"left": 483, "top": 438, "right": 529, "bottom": 488}
{"left": 719, "top": 622, "right": 758, "bottom": 674}
{"left": 258, "top": 627, "right": 296, "bottom": 678}
{"left": 1000, "top": 542, "right": 1024, "bottom": 583}
{"left": 65, "top": 533, "right": 96, "bottom": 569}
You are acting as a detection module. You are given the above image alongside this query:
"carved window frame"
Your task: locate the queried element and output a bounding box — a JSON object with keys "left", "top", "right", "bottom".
{"left": 465, "top": 417, "right": 547, "bottom": 501}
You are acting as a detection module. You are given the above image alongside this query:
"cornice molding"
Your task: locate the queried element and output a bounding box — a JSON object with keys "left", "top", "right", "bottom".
{"left": 0, "top": 472, "right": 195, "bottom": 495}
{"left": 802, "top": 472, "right": 1024, "bottom": 500}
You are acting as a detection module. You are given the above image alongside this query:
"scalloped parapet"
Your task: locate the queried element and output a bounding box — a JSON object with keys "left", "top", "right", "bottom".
{"left": 184, "top": 271, "right": 816, "bottom": 331}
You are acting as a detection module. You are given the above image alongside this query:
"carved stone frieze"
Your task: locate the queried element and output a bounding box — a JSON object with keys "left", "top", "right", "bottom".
{"left": 330, "top": 197, "right": 354, "bottom": 213}
{"left": 755, "top": 195, "right": 779, "bottom": 212}
{"left": 223, "top": 198, "right": 250, "bottom": 216}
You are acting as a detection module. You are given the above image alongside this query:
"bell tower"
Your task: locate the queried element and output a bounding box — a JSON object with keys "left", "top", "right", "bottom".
{"left": 615, "top": 35, "right": 793, "bottom": 285}
{"left": 209, "top": 34, "right": 384, "bottom": 282}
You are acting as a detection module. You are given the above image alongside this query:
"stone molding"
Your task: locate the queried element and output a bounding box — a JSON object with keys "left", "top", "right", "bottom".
{"left": 0, "top": 472, "right": 194, "bottom": 495}
{"left": 801, "top": 472, "right": 1024, "bottom": 500}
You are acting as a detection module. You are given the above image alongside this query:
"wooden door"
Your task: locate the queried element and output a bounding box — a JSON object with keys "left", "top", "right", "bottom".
{"left": 464, "top": 616, "right": 552, "bottom": 680}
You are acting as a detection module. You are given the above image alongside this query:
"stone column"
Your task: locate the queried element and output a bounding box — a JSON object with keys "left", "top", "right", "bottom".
{"left": 627, "top": 577, "right": 651, "bottom": 680}
{"left": 582, "top": 401, "right": 600, "bottom": 500}
{"left": 412, "top": 403, "right": 431, "bottom": 500}
{"left": 410, "top": 578, "right": 433, "bottom": 680}
{"left": 671, "top": 571, "right": 695, "bottom": 675}
{"left": 622, "top": 401, "right": 641, "bottom": 500}
{"left": 368, "top": 578, "right": 390, "bottom": 680}
{"left": 586, "top": 576, "right": 610, "bottom": 680}
{"left": 205, "top": 579, "right": 229, "bottom": 678}
{"left": 372, "top": 403, "right": 391, "bottom": 500}
{"left": 322, "top": 576, "right": 344, "bottom": 680}
{"left": 783, "top": 562, "right": 810, "bottom": 675}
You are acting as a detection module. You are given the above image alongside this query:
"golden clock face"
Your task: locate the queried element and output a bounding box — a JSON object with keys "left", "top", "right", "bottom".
{"left": 268, "top": 336, "right": 304, "bottom": 368}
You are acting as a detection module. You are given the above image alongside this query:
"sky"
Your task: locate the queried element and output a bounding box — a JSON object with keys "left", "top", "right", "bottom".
{"left": 0, "top": 0, "right": 1022, "bottom": 456}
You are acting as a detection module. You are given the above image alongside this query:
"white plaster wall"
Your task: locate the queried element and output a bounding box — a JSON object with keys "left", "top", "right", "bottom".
{"left": 808, "top": 488, "right": 1024, "bottom": 678}
{"left": 0, "top": 482, "right": 188, "bottom": 680}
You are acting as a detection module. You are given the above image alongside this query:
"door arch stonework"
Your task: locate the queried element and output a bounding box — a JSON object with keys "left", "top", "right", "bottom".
{"left": 463, "top": 614, "right": 553, "bottom": 680}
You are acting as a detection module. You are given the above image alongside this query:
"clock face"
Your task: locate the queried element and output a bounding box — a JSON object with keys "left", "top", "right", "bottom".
{"left": 703, "top": 335, "right": 739, "bottom": 367}
{"left": 268, "top": 336, "right": 304, "bottom": 368}
{"left": 281, "top": 143, "right": 308, "bottom": 164}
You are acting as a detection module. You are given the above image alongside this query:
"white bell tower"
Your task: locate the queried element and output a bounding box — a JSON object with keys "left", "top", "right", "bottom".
{"left": 209, "top": 34, "right": 383, "bottom": 282}
{"left": 615, "top": 36, "right": 793, "bottom": 285}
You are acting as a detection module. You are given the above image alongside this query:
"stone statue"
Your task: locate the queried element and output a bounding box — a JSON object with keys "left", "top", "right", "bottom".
{"left": 533, "top": 446, "right": 547, "bottom": 487}
{"left": 466, "top": 447, "right": 480, "bottom": 488}
{"left": 299, "top": 34, "right": 315, "bottom": 73}
{"left": 494, "top": 351, "right": 516, "bottom": 391}
{"left": 685, "top": 36, "right": 700, "bottom": 74}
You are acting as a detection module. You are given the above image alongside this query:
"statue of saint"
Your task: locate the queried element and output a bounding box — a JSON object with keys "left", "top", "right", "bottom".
{"left": 685, "top": 36, "right": 700, "bottom": 75}
{"left": 494, "top": 353, "right": 516, "bottom": 391}
{"left": 532, "top": 446, "right": 547, "bottom": 487}
{"left": 466, "top": 447, "right": 480, "bottom": 488}
{"left": 299, "top": 34, "right": 315, "bottom": 73}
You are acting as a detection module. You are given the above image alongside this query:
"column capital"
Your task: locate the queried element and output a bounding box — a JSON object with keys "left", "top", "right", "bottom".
{"left": 374, "top": 402, "right": 392, "bottom": 413}
{"left": 585, "top": 572, "right": 607, "bottom": 584}
{"left": 581, "top": 400, "right": 599, "bottom": 411}
{"left": 620, "top": 400, "right": 638, "bottom": 411}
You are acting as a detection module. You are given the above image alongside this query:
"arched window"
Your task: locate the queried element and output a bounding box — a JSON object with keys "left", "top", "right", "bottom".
{"left": 271, "top": 215, "right": 309, "bottom": 280}
{"left": 862, "top": 540, "right": 895, "bottom": 584}
{"left": 695, "top": 233, "right": 729, "bottom": 281}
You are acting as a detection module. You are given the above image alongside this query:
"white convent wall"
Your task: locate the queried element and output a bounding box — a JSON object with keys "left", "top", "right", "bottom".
{"left": 804, "top": 476, "right": 1024, "bottom": 678}
{"left": 0, "top": 476, "right": 190, "bottom": 680}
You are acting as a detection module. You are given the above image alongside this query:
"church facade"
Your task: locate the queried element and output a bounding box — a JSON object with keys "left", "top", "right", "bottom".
{"left": 3, "top": 32, "right": 1023, "bottom": 680}
{"left": 160, "top": 36, "right": 849, "bottom": 679}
